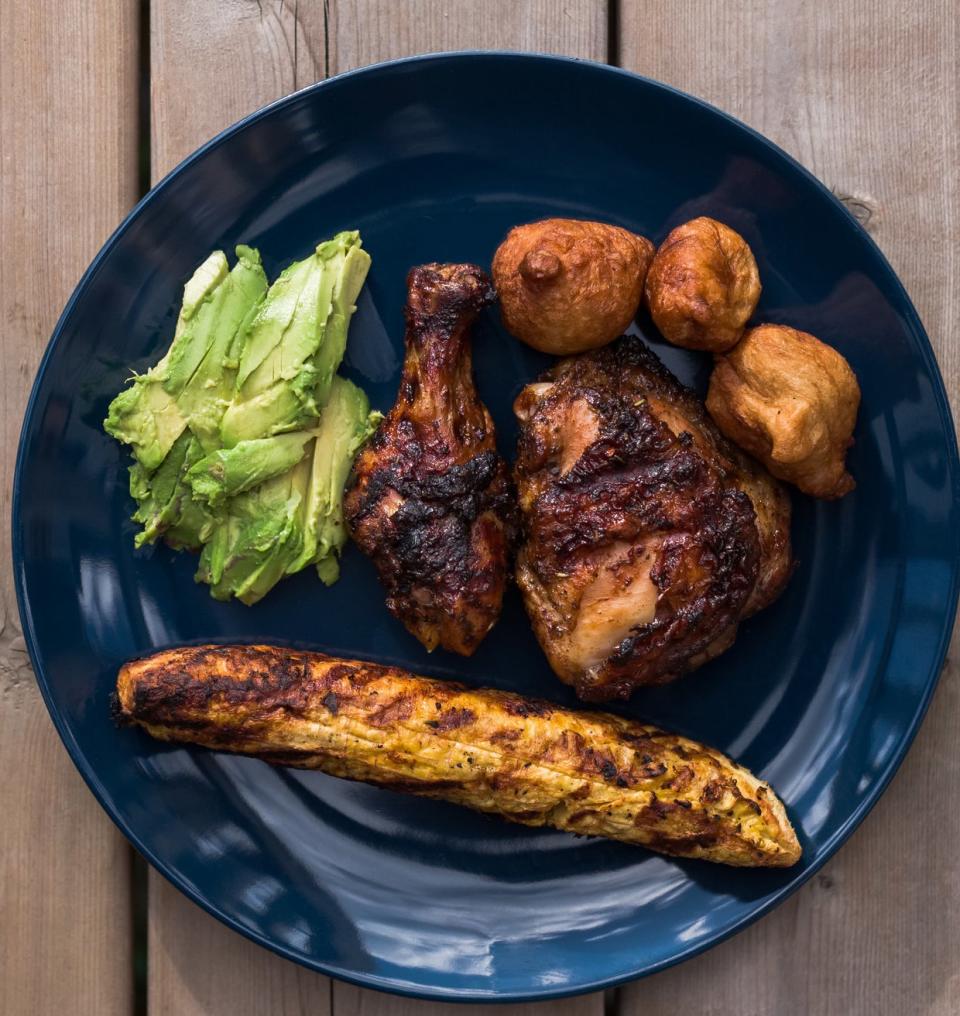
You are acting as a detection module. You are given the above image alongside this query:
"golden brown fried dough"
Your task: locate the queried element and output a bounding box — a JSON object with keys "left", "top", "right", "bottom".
{"left": 492, "top": 218, "right": 654, "bottom": 355}
{"left": 706, "top": 324, "right": 860, "bottom": 499}
{"left": 645, "top": 217, "right": 761, "bottom": 352}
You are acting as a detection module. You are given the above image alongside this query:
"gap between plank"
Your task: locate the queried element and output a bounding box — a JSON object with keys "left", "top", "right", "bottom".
{"left": 131, "top": 850, "right": 148, "bottom": 1016}
{"left": 605, "top": 985, "right": 622, "bottom": 1015}
{"left": 323, "top": 0, "right": 331, "bottom": 80}
{"left": 137, "top": 0, "right": 152, "bottom": 194}
{"left": 132, "top": 2, "right": 152, "bottom": 1014}
{"left": 606, "top": 0, "right": 620, "bottom": 66}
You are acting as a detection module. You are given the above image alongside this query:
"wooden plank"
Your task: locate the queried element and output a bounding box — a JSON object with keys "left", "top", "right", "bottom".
{"left": 147, "top": 4, "right": 331, "bottom": 1012}
{"left": 618, "top": 3, "right": 959, "bottom": 1014}
{"left": 327, "top": 0, "right": 608, "bottom": 69}
{"left": 0, "top": 2, "right": 139, "bottom": 1015}
{"left": 147, "top": 2, "right": 606, "bottom": 1014}
{"left": 151, "top": 0, "right": 325, "bottom": 178}
{"left": 149, "top": 876, "right": 333, "bottom": 1014}
{"left": 333, "top": 985, "right": 604, "bottom": 1016}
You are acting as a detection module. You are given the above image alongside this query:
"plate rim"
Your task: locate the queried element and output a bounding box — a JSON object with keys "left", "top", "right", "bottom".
{"left": 12, "top": 50, "right": 960, "bottom": 1001}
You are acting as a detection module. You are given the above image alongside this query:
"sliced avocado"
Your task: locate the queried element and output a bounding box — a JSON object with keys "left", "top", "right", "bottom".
{"left": 225, "top": 246, "right": 269, "bottom": 369}
{"left": 151, "top": 250, "right": 228, "bottom": 379}
{"left": 129, "top": 432, "right": 212, "bottom": 550}
{"left": 164, "top": 436, "right": 215, "bottom": 551}
{"left": 220, "top": 233, "right": 370, "bottom": 447}
{"left": 176, "top": 246, "right": 268, "bottom": 451}
{"left": 219, "top": 361, "right": 323, "bottom": 446}
{"left": 287, "top": 376, "right": 379, "bottom": 575}
{"left": 314, "top": 554, "right": 341, "bottom": 586}
{"left": 234, "top": 255, "right": 317, "bottom": 389}
{"left": 198, "top": 378, "right": 377, "bottom": 602}
{"left": 310, "top": 235, "right": 372, "bottom": 408}
{"left": 220, "top": 255, "right": 320, "bottom": 446}
{"left": 128, "top": 430, "right": 193, "bottom": 546}
{"left": 104, "top": 250, "right": 233, "bottom": 471}
{"left": 196, "top": 457, "right": 310, "bottom": 605}
{"left": 105, "top": 375, "right": 187, "bottom": 473}
{"left": 238, "top": 253, "right": 330, "bottom": 398}
{"left": 187, "top": 430, "right": 314, "bottom": 509}
{"left": 106, "top": 233, "right": 375, "bottom": 603}
{"left": 160, "top": 251, "right": 230, "bottom": 396}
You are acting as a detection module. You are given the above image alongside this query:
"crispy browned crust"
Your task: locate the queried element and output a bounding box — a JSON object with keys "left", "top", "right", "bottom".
{"left": 644, "top": 217, "right": 761, "bottom": 352}
{"left": 116, "top": 644, "right": 801, "bottom": 868}
{"left": 513, "top": 337, "right": 792, "bottom": 699}
{"left": 492, "top": 218, "right": 655, "bottom": 355}
{"left": 706, "top": 324, "right": 860, "bottom": 500}
{"left": 344, "top": 264, "right": 516, "bottom": 656}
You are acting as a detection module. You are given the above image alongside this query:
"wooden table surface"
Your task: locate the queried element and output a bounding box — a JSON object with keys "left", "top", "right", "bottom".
{"left": 2, "top": 2, "right": 957, "bottom": 1014}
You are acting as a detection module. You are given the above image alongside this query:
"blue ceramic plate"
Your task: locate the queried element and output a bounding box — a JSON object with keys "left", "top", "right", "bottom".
{"left": 14, "top": 53, "right": 960, "bottom": 1001}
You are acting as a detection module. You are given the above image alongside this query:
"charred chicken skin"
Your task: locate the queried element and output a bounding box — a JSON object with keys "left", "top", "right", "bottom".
{"left": 514, "top": 336, "right": 792, "bottom": 701}
{"left": 345, "top": 264, "right": 516, "bottom": 656}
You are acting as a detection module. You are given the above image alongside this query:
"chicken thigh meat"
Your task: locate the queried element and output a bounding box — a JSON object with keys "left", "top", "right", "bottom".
{"left": 514, "top": 336, "right": 791, "bottom": 700}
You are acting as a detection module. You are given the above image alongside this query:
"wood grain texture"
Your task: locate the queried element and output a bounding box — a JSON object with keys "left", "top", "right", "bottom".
{"left": 619, "top": 3, "right": 959, "bottom": 1014}
{"left": 334, "top": 984, "right": 604, "bottom": 1016}
{"left": 148, "top": 5, "right": 333, "bottom": 1011}
{"left": 328, "top": 0, "right": 608, "bottom": 70}
{"left": 146, "top": 2, "right": 606, "bottom": 1013}
{"left": 0, "top": 2, "right": 139, "bottom": 1015}
{"left": 151, "top": 0, "right": 326, "bottom": 178}
{"left": 149, "top": 874, "right": 333, "bottom": 1014}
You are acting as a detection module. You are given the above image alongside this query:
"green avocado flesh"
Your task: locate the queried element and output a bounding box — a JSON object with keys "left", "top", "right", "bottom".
{"left": 104, "top": 233, "right": 376, "bottom": 604}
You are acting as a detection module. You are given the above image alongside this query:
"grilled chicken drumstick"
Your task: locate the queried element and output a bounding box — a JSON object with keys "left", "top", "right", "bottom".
{"left": 514, "top": 336, "right": 792, "bottom": 701}
{"left": 344, "top": 264, "right": 516, "bottom": 655}
{"left": 116, "top": 644, "right": 801, "bottom": 867}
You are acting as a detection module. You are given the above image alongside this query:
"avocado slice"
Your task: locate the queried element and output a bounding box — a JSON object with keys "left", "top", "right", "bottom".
{"left": 220, "top": 232, "right": 370, "bottom": 447}
{"left": 234, "top": 255, "right": 317, "bottom": 390}
{"left": 310, "top": 236, "right": 372, "bottom": 408}
{"left": 160, "top": 251, "right": 230, "bottom": 397}
{"left": 186, "top": 430, "right": 314, "bottom": 510}
{"left": 287, "top": 376, "right": 380, "bottom": 579}
{"left": 128, "top": 430, "right": 193, "bottom": 547}
{"left": 106, "top": 233, "right": 376, "bottom": 604}
{"left": 194, "top": 379, "right": 376, "bottom": 602}
{"left": 128, "top": 432, "right": 213, "bottom": 550}
{"left": 175, "top": 246, "right": 268, "bottom": 451}
{"left": 105, "top": 375, "right": 187, "bottom": 473}
{"left": 103, "top": 247, "right": 263, "bottom": 470}
{"left": 196, "top": 457, "right": 310, "bottom": 605}
{"left": 220, "top": 359, "right": 323, "bottom": 445}
{"left": 163, "top": 436, "right": 215, "bottom": 551}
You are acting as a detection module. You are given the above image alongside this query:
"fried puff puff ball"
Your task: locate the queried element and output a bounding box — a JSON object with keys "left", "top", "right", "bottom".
{"left": 706, "top": 324, "right": 861, "bottom": 499}
{"left": 645, "top": 217, "right": 761, "bottom": 352}
{"left": 492, "top": 218, "right": 655, "bottom": 355}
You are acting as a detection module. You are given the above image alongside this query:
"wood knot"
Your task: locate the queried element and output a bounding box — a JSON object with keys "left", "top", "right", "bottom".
{"left": 833, "top": 189, "right": 879, "bottom": 232}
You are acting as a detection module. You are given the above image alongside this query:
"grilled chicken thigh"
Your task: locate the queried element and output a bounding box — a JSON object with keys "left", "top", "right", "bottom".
{"left": 514, "top": 336, "right": 791, "bottom": 701}
{"left": 345, "top": 264, "right": 516, "bottom": 655}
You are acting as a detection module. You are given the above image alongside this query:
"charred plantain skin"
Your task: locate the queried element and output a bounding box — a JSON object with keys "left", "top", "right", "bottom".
{"left": 116, "top": 644, "right": 800, "bottom": 868}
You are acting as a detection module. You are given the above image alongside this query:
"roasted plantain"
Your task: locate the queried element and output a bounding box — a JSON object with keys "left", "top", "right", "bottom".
{"left": 116, "top": 645, "right": 801, "bottom": 867}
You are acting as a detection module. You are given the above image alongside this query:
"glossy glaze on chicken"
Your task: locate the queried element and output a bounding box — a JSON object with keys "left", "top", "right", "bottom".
{"left": 344, "top": 264, "right": 516, "bottom": 656}
{"left": 514, "top": 336, "right": 792, "bottom": 700}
